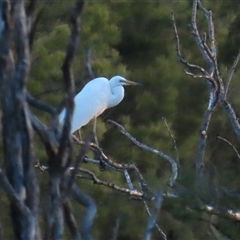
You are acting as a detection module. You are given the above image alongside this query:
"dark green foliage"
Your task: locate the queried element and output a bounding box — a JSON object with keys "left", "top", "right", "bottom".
{"left": 1, "top": 0, "right": 240, "bottom": 239}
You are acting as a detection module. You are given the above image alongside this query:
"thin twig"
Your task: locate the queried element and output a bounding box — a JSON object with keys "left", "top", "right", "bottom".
{"left": 86, "top": 47, "right": 94, "bottom": 79}
{"left": 197, "top": 0, "right": 221, "bottom": 81}
{"left": 222, "top": 100, "right": 240, "bottom": 141}
{"left": 184, "top": 70, "right": 215, "bottom": 83}
{"left": 162, "top": 117, "right": 179, "bottom": 165}
{"left": 225, "top": 51, "right": 240, "bottom": 99}
{"left": 171, "top": 11, "right": 208, "bottom": 76}
{"left": 217, "top": 136, "right": 240, "bottom": 160}
{"left": 170, "top": 11, "right": 217, "bottom": 87}
{"left": 197, "top": 1, "right": 215, "bottom": 56}
{"left": 201, "top": 40, "right": 214, "bottom": 61}
{"left": 77, "top": 168, "right": 144, "bottom": 199}
{"left": 191, "top": 0, "right": 212, "bottom": 66}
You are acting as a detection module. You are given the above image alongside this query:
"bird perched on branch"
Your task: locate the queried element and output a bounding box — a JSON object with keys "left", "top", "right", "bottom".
{"left": 59, "top": 75, "right": 141, "bottom": 137}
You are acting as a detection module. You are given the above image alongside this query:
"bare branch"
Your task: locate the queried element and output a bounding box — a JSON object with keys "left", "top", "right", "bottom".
{"left": 143, "top": 200, "right": 167, "bottom": 240}
{"left": 29, "top": 111, "right": 61, "bottom": 159}
{"left": 133, "top": 166, "right": 152, "bottom": 195}
{"left": 0, "top": 169, "right": 29, "bottom": 215}
{"left": 0, "top": 0, "right": 41, "bottom": 238}
{"left": 171, "top": 9, "right": 219, "bottom": 98}
{"left": 108, "top": 120, "right": 178, "bottom": 187}
{"left": 225, "top": 51, "right": 240, "bottom": 99}
{"left": 171, "top": 11, "right": 208, "bottom": 76}
{"left": 191, "top": 0, "right": 212, "bottom": 66}
{"left": 162, "top": 117, "right": 179, "bottom": 165}
{"left": 197, "top": 0, "right": 221, "bottom": 81}
{"left": 72, "top": 183, "right": 96, "bottom": 240}
{"left": 86, "top": 47, "right": 94, "bottom": 79}
{"left": 123, "top": 169, "right": 134, "bottom": 190}
{"left": 222, "top": 100, "right": 240, "bottom": 140}
{"left": 63, "top": 200, "right": 81, "bottom": 240}
{"left": 197, "top": 1, "right": 216, "bottom": 57}
{"left": 72, "top": 135, "right": 142, "bottom": 172}
{"left": 77, "top": 168, "right": 145, "bottom": 199}
{"left": 183, "top": 70, "right": 215, "bottom": 83}
{"left": 65, "top": 132, "right": 92, "bottom": 197}
{"left": 195, "top": 109, "right": 212, "bottom": 178}
{"left": 37, "top": 161, "right": 240, "bottom": 222}
{"left": 201, "top": 40, "right": 214, "bottom": 60}
{"left": 36, "top": 163, "right": 147, "bottom": 200}
{"left": 174, "top": 0, "right": 224, "bottom": 182}
{"left": 42, "top": 2, "right": 85, "bottom": 239}
{"left": 217, "top": 136, "right": 240, "bottom": 160}
{"left": 143, "top": 191, "right": 163, "bottom": 240}
{"left": 0, "top": 5, "right": 4, "bottom": 40}
{"left": 27, "top": 92, "right": 57, "bottom": 115}
{"left": 109, "top": 217, "right": 120, "bottom": 240}
{"left": 58, "top": 0, "right": 84, "bottom": 168}
{"left": 28, "top": 9, "right": 43, "bottom": 51}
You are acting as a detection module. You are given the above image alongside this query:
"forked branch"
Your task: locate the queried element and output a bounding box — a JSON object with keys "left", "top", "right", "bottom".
{"left": 108, "top": 120, "right": 178, "bottom": 187}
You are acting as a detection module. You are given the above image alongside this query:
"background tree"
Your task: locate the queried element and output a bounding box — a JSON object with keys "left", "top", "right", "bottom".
{"left": 0, "top": 0, "right": 240, "bottom": 239}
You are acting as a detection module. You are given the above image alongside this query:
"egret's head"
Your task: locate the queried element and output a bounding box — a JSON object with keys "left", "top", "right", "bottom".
{"left": 110, "top": 75, "right": 142, "bottom": 87}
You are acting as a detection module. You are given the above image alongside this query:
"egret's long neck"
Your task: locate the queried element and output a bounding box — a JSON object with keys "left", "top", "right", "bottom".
{"left": 107, "top": 86, "right": 124, "bottom": 108}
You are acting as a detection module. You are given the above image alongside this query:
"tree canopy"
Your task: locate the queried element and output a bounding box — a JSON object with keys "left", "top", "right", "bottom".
{"left": 0, "top": 0, "right": 240, "bottom": 239}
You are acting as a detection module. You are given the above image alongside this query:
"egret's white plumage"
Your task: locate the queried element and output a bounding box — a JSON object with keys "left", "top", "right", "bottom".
{"left": 59, "top": 76, "right": 140, "bottom": 133}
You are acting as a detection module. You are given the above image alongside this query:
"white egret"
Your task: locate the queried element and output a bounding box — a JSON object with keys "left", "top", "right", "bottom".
{"left": 59, "top": 76, "right": 141, "bottom": 135}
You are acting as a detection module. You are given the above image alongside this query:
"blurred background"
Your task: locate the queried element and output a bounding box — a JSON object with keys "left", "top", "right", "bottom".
{"left": 1, "top": 0, "right": 240, "bottom": 239}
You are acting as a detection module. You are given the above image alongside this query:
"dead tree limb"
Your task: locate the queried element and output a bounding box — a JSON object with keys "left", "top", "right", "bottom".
{"left": 143, "top": 200, "right": 167, "bottom": 240}
{"left": 225, "top": 51, "right": 240, "bottom": 99}
{"left": 27, "top": 92, "right": 57, "bottom": 116}
{"left": 43, "top": 0, "right": 85, "bottom": 239}
{"left": 143, "top": 191, "right": 163, "bottom": 240}
{"left": 0, "top": 0, "right": 40, "bottom": 239}
{"left": 72, "top": 183, "right": 96, "bottom": 240}
{"left": 108, "top": 120, "right": 178, "bottom": 187}
{"left": 63, "top": 200, "right": 81, "bottom": 240}
{"left": 172, "top": 0, "right": 226, "bottom": 180}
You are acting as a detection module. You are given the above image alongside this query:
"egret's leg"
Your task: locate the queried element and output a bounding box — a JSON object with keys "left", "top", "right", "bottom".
{"left": 77, "top": 129, "right": 82, "bottom": 141}
{"left": 93, "top": 117, "right": 99, "bottom": 146}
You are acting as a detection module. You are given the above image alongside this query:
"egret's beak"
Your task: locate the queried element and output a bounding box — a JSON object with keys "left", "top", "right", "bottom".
{"left": 120, "top": 79, "right": 142, "bottom": 86}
